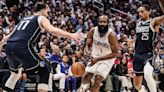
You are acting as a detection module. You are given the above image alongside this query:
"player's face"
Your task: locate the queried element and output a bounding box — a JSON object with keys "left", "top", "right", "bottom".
{"left": 98, "top": 17, "right": 108, "bottom": 29}
{"left": 98, "top": 16, "right": 109, "bottom": 34}
{"left": 42, "top": 5, "right": 50, "bottom": 17}
{"left": 138, "top": 7, "right": 150, "bottom": 20}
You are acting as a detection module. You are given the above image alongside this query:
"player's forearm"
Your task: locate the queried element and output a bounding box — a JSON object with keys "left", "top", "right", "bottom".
{"left": 159, "top": 0, "right": 164, "bottom": 13}
{"left": 96, "top": 52, "right": 119, "bottom": 61}
{"left": 49, "top": 27, "right": 72, "bottom": 38}
{"left": 153, "top": 15, "right": 164, "bottom": 28}
{"left": 0, "top": 34, "right": 11, "bottom": 49}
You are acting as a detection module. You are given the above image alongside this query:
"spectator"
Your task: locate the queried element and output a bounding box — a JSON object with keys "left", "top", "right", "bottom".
{"left": 117, "top": 54, "right": 133, "bottom": 92}
{"left": 57, "top": 54, "right": 76, "bottom": 92}
{"left": 75, "top": 18, "right": 85, "bottom": 31}
{"left": 50, "top": 45, "right": 62, "bottom": 63}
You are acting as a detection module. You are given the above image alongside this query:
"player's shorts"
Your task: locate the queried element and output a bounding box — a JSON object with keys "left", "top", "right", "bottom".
{"left": 5, "top": 42, "right": 50, "bottom": 84}
{"left": 85, "top": 59, "right": 115, "bottom": 79}
{"left": 133, "top": 52, "right": 153, "bottom": 76}
{"left": 5, "top": 42, "right": 41, "bottom": 71}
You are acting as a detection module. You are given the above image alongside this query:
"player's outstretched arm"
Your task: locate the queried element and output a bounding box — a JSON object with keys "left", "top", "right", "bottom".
{"left": 158, "top": 0, "right": 164, "bottom": 13}
{"left": 151, "top": 15, "right": 164, "bottom": 32}
{"left": 84, "top": 27, "right": 94, "bottom": 55}
{"left": 40, "top": 16, "right": 82, "bottom": 42}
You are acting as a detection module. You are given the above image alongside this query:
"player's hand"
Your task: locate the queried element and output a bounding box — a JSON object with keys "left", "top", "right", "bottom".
{"left": 84, "top": 48, "right": 92, "bottom": 57}
{"left": 89, "top": 56, "right": 98, "bottom": 66}
{"left": 71, "top": 31, "right": 84, "bottom": 43}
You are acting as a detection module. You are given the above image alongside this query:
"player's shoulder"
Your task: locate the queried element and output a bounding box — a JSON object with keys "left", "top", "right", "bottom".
{"left": 90, "top": 26, "right": 97, "bottom": 31}
{"left": 37, "top": 16, "right": 48, "bottom": 31}
{"left": 89, "top": 26, "right": 97, "bottom": 34}
{"left": 136, "top": 19, "right": 141, "bottom": 25}
{"left": 38, "top": 15, "right": 47, "bottom": 21}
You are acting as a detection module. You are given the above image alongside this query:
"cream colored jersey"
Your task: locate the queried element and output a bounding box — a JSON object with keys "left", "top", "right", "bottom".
{"left": 85, "top": 26, "right": 115, "bottom": 78}
{"left": 91, "top": 26, "right": 115, "bottom": 65}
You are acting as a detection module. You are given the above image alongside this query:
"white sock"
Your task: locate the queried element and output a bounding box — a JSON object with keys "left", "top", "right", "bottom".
{"left": 144, "top": 62, "right": 157, "bottom": 92}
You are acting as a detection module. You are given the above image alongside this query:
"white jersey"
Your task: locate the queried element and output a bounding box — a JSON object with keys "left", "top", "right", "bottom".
{"left": 91, "top": 26, "right": 116, "bottom": 66}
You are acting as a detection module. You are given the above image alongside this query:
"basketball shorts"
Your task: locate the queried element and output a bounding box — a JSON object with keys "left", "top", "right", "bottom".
{"left": 5, "top": 43, "right": 41, "bottom": 71}
{"left": 133, "top": 52, "right": 153, "bottom": 76}
{"left": 85, "top": 59, "right": 115, "bottom": 78}
{"left": 5, "top": 42, "right": 50, "bottom": 84}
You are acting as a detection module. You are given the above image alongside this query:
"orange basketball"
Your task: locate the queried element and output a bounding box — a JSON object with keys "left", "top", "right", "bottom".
{"left": 71, "top": 62, "right": 85, "bottom": 77}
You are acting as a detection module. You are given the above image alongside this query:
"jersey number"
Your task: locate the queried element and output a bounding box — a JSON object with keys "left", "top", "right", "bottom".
{"left": 17, "top": 20, "right": 30, "bottom": 30}
{"left": 141, "top": 33, "right": 149, "bottom": 40}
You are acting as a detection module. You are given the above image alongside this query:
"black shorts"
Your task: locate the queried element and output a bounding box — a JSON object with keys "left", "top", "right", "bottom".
{"left": 133, "top": 52, "right": 153, "bottom": 76}
{"left": 5, "top": 42, "right": 40, "bottom": 71}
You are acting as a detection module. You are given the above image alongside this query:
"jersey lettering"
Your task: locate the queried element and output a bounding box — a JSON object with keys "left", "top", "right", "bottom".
{"left": 17, "top": 20, "right": 30, "bottom": 30}
{"left": 141, "top": 33, "right": 149, "bottom": 40}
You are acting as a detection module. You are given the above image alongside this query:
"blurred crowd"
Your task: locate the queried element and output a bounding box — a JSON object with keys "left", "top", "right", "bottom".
{"left": 0, "top": 0, "right": 164, "bottom": 92}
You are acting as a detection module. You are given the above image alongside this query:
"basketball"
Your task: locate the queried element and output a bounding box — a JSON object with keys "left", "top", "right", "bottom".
{"left": 71, "top": 62, "right": 85, "bottom": 77}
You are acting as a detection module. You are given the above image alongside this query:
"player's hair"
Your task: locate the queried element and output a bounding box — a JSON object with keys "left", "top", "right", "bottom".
{"left": 140, "top": 4, "right": 151, "bottom": 11}
{"left": 34, "top": 2, "right": 47, "bottom": 12}
{"left": 98, "top": 15, "right": 109, "bottom": 23}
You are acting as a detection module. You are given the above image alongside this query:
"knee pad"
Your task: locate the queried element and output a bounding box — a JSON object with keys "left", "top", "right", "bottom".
{"left": 5, "top": 68, "right": 23, "bottom": 90}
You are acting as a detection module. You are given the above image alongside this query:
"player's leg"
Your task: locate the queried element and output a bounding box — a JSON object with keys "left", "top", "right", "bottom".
{"left": 4, "top": 47, "right": 23, "bottom": 91}
{"left": 82, "top": 72, "right": 94, "bottom": 84}
{"left": 133, "top": 76, "right": 143, "bottom": 91}
{"left": 4, "top": 67, "right": 23, "bottom": 91}
{"left": 133, "top": 53, "right": 146, "bottom": 92}
{"left": 144, "top": 61, "right": 157, "bottom": 92}
{"left": 77, "top": 72, "right": 94, "bottom": 92}
{"left": 90, "top": 74, "right": 104, "bottom": 92}
{"left": 37, "top": 67, "right": 50, "bottom": 92}
{"left": 91, "top": 61, "right": 114, "bottom": 92}
{"left": 77, "top": 62, "right": 98, "bottom": 92}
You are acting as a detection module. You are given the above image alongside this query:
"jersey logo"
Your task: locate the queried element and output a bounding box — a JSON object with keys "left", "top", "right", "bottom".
{"left": 94, "top": 39, "right": 109, "bottom": 48}
{"left": 136, "top": 26, "right": 149, "bottom": 33}
{"left": 136, "top": 26, "right": 150, "bottom": 40}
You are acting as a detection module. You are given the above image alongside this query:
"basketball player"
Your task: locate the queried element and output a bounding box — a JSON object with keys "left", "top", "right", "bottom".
{"left": 0, "top": 3, "right": 82, "bottom": 92}
{"left": 78, "top": 15, "right": 120, "bottom": 92}
{"left": 133, "top": 4, "right": 164, "bottom": 92}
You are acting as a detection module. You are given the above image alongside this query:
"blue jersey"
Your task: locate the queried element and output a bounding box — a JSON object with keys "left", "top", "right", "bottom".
{"left": 7, "top": 16, "right": 41, "bottom": 48}
{"left": 135, "top": 19, "right": 157, "bottom": 54}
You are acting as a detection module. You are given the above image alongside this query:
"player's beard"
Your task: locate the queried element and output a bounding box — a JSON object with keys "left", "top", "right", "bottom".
{"left": 98, "top": 25, "right": 108, "bottom": 34}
